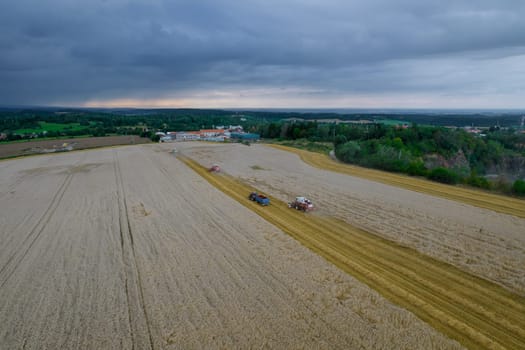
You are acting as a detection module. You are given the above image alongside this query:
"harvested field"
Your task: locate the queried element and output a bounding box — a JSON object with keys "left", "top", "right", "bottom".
{"left": 180, "top": 154, "right": 525, "bottom": 350}
{"left": 0, "top": 145, "right": 462, "bottom": 349}
{"left": 174, "top": 142, "right": 525, "bottom": 296}
{"left": 0, "top": 135, "right": 150, "bottom": 159}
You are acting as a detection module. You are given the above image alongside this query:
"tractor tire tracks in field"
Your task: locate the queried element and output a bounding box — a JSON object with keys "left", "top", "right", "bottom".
{"left": 0, "top": 164, "right": 75, "bottom": 289}
{"left": 113, "top": 150, "right": 155, "bottom": 350}
{"left": 180, "top": 155, "right": 525, "bottom": 350}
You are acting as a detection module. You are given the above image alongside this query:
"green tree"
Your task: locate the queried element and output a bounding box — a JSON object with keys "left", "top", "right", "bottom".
{"left": 406, "top": 161, "right": 428, "bottom": 176}
{"left": 512, "top": 179, "right": 525, "bottom": 196}
{"left": 428, "top": 167, "right": 459, "bottom": 184}
{"left": 334, "top": 135, "right": 348, "bottom": 146}
{"left": 335, "top": 141, "right": 361, "bottom": 163}
{"left": 392, "top": 137, "right": 404, "bottom": 150}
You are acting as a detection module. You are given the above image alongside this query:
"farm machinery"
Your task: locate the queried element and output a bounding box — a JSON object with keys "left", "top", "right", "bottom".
{"left": 288, "top": 196, "right": 314, "bottom": 212}
{"left": 249, "top": 192, "right": 270, "bottom": 206}
{"left": 209, "top": 164, "right": 221, "bottom": 173}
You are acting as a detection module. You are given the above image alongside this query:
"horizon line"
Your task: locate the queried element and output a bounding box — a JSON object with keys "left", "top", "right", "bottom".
{"left": 1, "top": 105, "right": 525, "bottom": 113}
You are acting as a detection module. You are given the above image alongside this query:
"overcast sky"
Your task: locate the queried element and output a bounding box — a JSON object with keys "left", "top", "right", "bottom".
{"left": 1, "top": 0, "right": 525, "bottom": 109}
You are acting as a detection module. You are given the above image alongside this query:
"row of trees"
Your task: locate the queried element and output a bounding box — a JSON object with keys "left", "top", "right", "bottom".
{"left": 0, "top": 110, "right": 260, "bottom": 141}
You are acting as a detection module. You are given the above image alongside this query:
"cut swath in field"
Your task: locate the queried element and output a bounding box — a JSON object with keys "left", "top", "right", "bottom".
{"left": 180, "top": 155, "right": 525, "bottom": 350}
{"left": 269, "top": 144, "right": 525, "bottom": 219}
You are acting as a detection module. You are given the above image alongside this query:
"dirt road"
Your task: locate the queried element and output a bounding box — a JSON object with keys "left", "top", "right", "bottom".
{"left": 0, "top": 145, "right": 460, "bottom": 349}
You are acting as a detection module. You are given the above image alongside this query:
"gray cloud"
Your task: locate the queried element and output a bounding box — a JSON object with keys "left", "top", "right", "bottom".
{"left": 1, "top": 0, "right": 524, "bottom": 107}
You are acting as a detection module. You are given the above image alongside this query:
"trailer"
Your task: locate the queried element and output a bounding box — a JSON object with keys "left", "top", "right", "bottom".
{"left": 249, "top": 192, "right": 270, "bottom": 206}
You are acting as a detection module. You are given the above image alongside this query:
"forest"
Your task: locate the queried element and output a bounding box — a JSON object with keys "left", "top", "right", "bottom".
{"left": 0, "top": 109, "right": 258, "bottom": 141}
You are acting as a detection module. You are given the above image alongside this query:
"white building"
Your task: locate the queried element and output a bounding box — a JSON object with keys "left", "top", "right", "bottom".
{"left": 175, "top": 132, "right": 201, "bottom": 141}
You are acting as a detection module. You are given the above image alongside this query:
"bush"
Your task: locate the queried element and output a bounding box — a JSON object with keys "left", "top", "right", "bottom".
{"left": 465, "top": 175, "right": 491, "bottom": 189}
{"left": 150, "top": 133, "right": 160, "bottom": 142}
{"left": 406, "top": 161, "right": 428, "bottom": 176}
{"left": 427, "top": 167, "right": 459, "bottom": 184}
{"left": 512, "top": 179, "right": 525, "bottom": 196}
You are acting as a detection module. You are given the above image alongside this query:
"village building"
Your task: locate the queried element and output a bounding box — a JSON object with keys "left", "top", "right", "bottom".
{"left": 175, "top": 131, "right": 201, "bottom": 141}
{"left": 158, "top": 127, "right": 257, "bottom": 142}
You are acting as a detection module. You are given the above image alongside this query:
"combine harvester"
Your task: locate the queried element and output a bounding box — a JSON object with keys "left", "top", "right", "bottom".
{"left": 209, "top": 164, "right": 221, "bottom": 173}
{"left": 249, "top": 192, "right": 270, "bottom": 206}
{"left": 288, "top": 196, "right": 314, "bottom": 212}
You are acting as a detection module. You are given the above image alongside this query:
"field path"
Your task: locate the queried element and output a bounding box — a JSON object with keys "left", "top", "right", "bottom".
{"left": 180, "top": 154, "right": 525, "bottom": 350}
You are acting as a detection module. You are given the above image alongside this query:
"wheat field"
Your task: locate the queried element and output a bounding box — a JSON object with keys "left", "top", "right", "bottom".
{"left": 0, "top": 145, "right": 463, "bottom": 349}
{"left": 270, "top": 144, "right": 525, "bottom": 218}
{"left": 179, "top": 147, "right": 525, "bottom": 350}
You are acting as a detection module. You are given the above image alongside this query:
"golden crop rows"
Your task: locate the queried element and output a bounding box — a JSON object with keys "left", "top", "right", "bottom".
{"left": 180, "top": 155, "right": 525, "bottom": 350}
{"left": 269, "top": 144, "right": 525, "bottom": 219}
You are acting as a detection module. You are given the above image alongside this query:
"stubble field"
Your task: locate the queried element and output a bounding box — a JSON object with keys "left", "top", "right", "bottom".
{"left": 0, "top": 144, "right": 464, "bottom": 349}
{"left": 0, "top": 135, "right": 151, "bottom": 159}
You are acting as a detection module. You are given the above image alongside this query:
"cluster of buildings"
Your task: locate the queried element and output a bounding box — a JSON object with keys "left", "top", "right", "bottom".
{"left": 157, "top": 125, "right": 260, "bottom": 143}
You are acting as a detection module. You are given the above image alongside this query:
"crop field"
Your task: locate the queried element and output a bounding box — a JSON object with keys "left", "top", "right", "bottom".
{"left": 0, "top": 135, "right": 151, "bottom": 159}
{"left": 14, "top": 121, "right": 90, "bottom": 135}
{"left": 269, "top": 144, "right": 525, "bottom": 218}
{"left": 0, "top": 144, "right": 465, "bottom": 349}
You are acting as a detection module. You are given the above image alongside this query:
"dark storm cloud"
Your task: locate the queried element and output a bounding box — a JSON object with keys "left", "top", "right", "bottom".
{"left": 1, "top": 0, "right": 524, "bottom": 107}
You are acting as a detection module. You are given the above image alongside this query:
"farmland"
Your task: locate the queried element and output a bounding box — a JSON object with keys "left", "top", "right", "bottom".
{"left": 13, "top": 121, "right": 91, "bottom": 135}
{"left": 177, "top": 143, "right": 525, "bottom": 295}
{"left": 1, "top": 142, "right": 524, "bottom": 349}
{"left": 175, "top": 142, "right": 525, "bottom": 349}
{"left": 0, "top": 135, "right": 151, "bottom": 159}
{"left": 270, "top": 144, "right": 525, "bottom": 218}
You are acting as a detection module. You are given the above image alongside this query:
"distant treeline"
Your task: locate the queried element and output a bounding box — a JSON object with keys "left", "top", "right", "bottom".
{"left": 1, "top": 108, "right": 524, "bottom": 196}
{"left": 245, "top": 110, "right": 524, "bottom": 127}
{"left": 0, "top": 109, "right": 261, "bottom": 141}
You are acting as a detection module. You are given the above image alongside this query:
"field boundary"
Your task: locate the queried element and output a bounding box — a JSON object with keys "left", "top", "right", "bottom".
{"left": 268, "top": 144, "right": 525, "bottom": 218}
